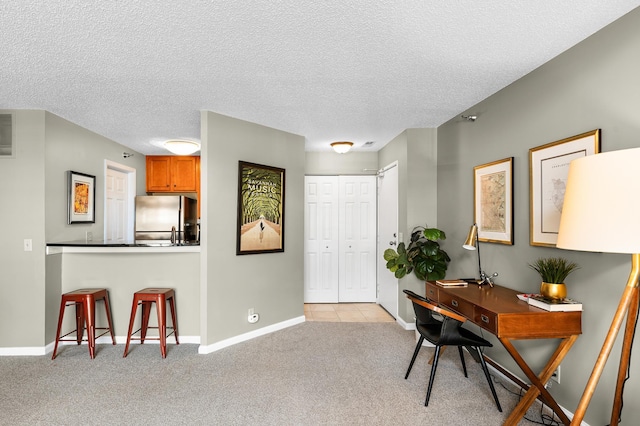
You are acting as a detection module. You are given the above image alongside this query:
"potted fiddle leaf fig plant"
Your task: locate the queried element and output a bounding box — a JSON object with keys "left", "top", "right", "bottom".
{"left": 528, "top": 257, "right": 580, "bottom": 300}
{"left": 384, "top": 226, "right": 450, "bottom": 281}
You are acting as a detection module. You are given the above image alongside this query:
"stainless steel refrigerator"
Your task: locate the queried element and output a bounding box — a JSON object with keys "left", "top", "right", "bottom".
{"left": 134, "top": 195, "right": 198, "bottom": 244}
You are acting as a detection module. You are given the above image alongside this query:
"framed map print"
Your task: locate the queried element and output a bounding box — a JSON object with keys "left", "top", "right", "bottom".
{"left": 529, "top": 129, "right": 600, "bottom": 247}
{"left": 236, "top": 161, "right": 285, "bottom": 255}
{"left": 473, "top": 157, "right": 514, "bottom": 245}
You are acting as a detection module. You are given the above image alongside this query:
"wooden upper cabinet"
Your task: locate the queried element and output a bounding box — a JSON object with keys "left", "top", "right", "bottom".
{"left": 146, "top": 156, "right": 198, "bottom": 193}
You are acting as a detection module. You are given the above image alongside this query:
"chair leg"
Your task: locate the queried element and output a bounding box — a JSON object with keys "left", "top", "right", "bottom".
{"left": 405, "top": 336, "right": 424, "bottom": 379}
{"left": 157, "top": 295, "right": 167, "bottom": 358}
{"left": 168, "top": 295, "right": 179, "bottom": 344}
{"left": 140, "top": 301, "right": 152, "bottom": 343}
{"left": 476, "top": 347, "right": 502, "bottom": 412}
{"left": 425, "top": 346, "right": 442, "bottom": 406}
{"left": 123, "top": 296, "right": 139, "bottom": 358}
{"left": 458, "top": 346, "right": 468, "bottom": 378}
{"left": 102, "top": 292, "right": 116, "bottom": 345}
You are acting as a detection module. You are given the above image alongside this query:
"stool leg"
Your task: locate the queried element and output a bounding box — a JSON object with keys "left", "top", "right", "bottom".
{"left": 85, "top": 295, "right": 96, "bottom": 359}
{"left": 102, "top": 292, "right": 116, "bottom": 345}
{"left": 52, "top": 299, "right": 68, "bottom": 360}
{"left": 123, "top": 296, "right": 139, "bottom": 358}
{"left": 157, "top": 295, "right": 167, "bottom": 358}
{"left": 169, "top": 295, "right": 179, "bottom": 344}
{"left": 75, "top": 302, "right": 84, "bottom": 345}
{"left": 140, "top": 301, "right": 152, "bottom": 343}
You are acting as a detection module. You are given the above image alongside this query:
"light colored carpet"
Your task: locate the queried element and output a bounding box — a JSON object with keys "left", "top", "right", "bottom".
{"left": 0, "top": 322, "right": 547, "bottom": 425}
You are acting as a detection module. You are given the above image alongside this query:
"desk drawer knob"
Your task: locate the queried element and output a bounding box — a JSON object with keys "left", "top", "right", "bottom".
{"left": 451, "top": 300, "right": 459, "bottom": 308}
{"left": 481, "top": 314, "right": 489, "bottom": 324}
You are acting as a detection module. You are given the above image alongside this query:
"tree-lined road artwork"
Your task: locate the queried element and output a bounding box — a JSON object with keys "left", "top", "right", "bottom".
{"left": 240, "top": 217, "right": 281, "bottom": 251}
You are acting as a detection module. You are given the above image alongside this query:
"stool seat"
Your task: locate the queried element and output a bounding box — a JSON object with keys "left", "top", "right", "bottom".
{"left": 52, "top": 288, "right": 115, "bottom": 359}
{"left": 123, "top": 288, "right": 179, "bottom": 358}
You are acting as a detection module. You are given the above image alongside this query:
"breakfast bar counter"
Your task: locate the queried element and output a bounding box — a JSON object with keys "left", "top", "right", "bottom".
{"left": 45, "top": 241, "right": 200, "bottom": 345}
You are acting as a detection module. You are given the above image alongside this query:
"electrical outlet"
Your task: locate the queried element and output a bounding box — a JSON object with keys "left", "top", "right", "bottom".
{"left": 551, "top": 366, "right": 561, "bottom": 384}
{"left": 86, "top": 231, "right": 93, "bottom": 241}
{"left": 248, "top": 308, "right": 254, "bottom": 316}
{"left": 24, "top": 239, "right": 33, "bottom": 252}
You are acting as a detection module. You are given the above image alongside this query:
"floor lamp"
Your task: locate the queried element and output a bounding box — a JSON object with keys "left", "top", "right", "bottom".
{"left": 556, "top": 147, "right": 640, "bottom": 425}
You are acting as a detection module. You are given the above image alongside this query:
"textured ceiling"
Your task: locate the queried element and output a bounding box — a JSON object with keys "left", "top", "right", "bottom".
{"left": 1, "top": 1, "right": 639, "bottom": 154}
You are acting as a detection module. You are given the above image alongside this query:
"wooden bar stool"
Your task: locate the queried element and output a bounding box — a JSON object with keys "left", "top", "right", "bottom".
{"left": 52, "top": 288, "right": 116, "bottom": 359}
{"left": 123, "top": 288, "right": 179, "bottom": 358}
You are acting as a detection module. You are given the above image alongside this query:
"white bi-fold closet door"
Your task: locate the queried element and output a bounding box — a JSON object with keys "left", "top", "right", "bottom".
{"left": 304, "top": 175, "right": 377, "bottom": 303}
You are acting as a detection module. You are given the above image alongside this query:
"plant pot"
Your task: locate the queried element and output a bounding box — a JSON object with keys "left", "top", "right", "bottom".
{"left": 540, "top": 282, "right": 567, "bottom": 300}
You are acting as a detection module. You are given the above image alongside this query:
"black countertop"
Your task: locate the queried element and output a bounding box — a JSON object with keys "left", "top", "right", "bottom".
{"left": 47, "top": 240, "right": 200, "bottom": 247}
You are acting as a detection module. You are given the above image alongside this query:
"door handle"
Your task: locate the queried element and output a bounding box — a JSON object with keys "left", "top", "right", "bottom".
{"left": 389, "top": 241, "right": 397, "bottom": 246}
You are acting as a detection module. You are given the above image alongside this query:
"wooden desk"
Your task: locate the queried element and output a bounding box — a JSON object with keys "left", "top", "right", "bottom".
{"left": 426, "top": 282, "right": 582, "bottom": 426}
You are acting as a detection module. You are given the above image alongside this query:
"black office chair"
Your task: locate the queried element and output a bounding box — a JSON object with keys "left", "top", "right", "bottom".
{"left": 403, "top": 289, "right": 502, "bottom": 411}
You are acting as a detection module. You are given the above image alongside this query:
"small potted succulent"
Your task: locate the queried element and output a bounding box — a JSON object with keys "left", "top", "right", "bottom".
{"left": 528, "top": 257, "right": 580, "bottom": 300}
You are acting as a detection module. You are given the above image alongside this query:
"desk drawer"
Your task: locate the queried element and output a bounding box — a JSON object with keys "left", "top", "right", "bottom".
{"left": 439, "top": 292, "right": 474, "bottom": 318}
{"left": 425, "top": 283, "right": 439, "bottom": 302}
{"left": 474, "top": 307, "right": 498, "bottom": 334}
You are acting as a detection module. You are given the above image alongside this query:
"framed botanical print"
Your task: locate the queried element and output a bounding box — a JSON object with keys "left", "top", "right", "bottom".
{"left": 473, "top": 157, "right": 514, "bottom": 245}
{"left": 236, "top": 161, "right": 285, "bottom": 255}
{"left": 529, "top": 129, "right": 600, "bottom": 247}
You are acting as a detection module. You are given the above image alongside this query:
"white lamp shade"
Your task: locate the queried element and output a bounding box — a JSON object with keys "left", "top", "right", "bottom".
{"left": 164, "top": 139, "right": 200, "bottom": 155}
{"left": 557, "top": 147, "right": 640, "bottom": 254}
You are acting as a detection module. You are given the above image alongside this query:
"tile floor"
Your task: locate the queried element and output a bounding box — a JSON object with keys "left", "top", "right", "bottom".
{"left": 304, "top": 303, "right": 395, "bottom": 322}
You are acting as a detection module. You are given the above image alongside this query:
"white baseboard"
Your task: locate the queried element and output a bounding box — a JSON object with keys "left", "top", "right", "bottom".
{"left": 0, "top": 335, "right": 201, "bottom": 356}
{"left": 198, "top": 315, "right": 306, "bottom": 354}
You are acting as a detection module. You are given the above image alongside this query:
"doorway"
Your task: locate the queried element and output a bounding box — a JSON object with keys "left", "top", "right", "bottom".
{"left": 104, "top": 160, "right": 136, "bottom": 242}
{"left": 377, "top": 162, "right": 399, "bottom": 318}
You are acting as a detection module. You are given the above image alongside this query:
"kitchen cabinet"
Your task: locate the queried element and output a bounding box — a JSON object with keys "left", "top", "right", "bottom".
{"left": 146, "top": 155, "right": 201, "bottom": 217}
{"left": 146, "top": 156, "right": 198, "bottom": 192}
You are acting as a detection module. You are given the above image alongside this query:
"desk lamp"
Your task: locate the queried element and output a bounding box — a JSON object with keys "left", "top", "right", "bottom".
{"left": 463, "top": 223, "right": 496, "bottom": 287}
{"left": 556, "top": 147, "right": 640, "bottom": 425}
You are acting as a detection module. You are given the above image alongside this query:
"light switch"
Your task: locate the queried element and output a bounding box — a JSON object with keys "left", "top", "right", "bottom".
{"left": 24, "top": 239, "right": 32, "bottom": 252}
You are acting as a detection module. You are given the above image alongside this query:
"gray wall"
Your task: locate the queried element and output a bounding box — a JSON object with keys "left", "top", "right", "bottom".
{"left": 0, "top": 110, "right": 47, "bottom": 347}
{"left": 305, "top": 151, "right": 378, "bottom": 175}
{"left": 379, "top": 128, "right": 438, "bottom": 322}
{"left": 201, "top": 111, "right": 305, "bottom": 345}
{"left": 437, "top": 8, "right": 640, "bottom": 425}
{"left": 0, "top": 109, "right": 146, "bottom": 348}
{"left": 44, "top": 112, "right": 147, "bottom": 242}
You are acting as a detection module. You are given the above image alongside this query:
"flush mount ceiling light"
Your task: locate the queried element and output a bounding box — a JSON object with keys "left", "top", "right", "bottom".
{"left": 330, "top": 141, "right": 354, "bottom": 154}
{"left": 163, "top": 139, "right": 201, "bottom": 155}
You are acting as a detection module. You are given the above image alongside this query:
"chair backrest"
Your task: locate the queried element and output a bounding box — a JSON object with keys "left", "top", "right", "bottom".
{"left": 403, "top": 289, "right": 492, "bottom": 348}
{"left": 403, "top": 289, "right": 467, "bottom": 323}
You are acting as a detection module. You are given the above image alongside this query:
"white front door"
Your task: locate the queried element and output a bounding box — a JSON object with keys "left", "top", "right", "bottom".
{"left": 377, "top": 163, "right": 399, "bottom": 318}
{"left": 106, "top": 168, "right": 129, "bottom": 242}
{"left": 304, "top": 176, "right": 340, "bottom": 303}
{"left": 338, "top": 175, "right": 377, "bottom": 302}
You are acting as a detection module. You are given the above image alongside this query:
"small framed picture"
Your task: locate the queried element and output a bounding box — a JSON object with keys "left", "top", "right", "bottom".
{"left": 473, "top": 157, "right": 514, "bottom": 245}
{"left": 236, "top": 161, "right": 285, "bottom": 255}
{"left": 529, "top": 129, "right": 600, "bottom": 247}
{"left": 67, "top": 171, "right": 96, "bottom": 224}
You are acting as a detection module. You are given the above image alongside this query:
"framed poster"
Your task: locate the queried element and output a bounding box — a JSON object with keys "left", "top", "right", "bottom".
{"left": 67, "top": 171, "right": 96, "bottom": 224}
{"left": 473, "top": 157, "right": 514, "bottom": 245}
{"left": 236, "top": 161, "right": 285, "bottom": 255}
{"left": 529, "top": 129, "right": 600, "bottom": 247}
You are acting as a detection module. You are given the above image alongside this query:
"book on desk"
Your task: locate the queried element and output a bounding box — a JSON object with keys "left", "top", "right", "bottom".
{"left": 435, "top": 279, "right": 468, "bottom": 287}
{"left": 527, "top": 294, "right": 583, "bottom": 312}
